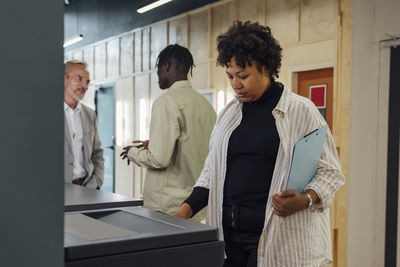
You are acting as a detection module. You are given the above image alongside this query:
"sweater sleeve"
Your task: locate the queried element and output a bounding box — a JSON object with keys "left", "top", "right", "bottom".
{"left": 184, "top": 187, "right": 209, "bottom": 216}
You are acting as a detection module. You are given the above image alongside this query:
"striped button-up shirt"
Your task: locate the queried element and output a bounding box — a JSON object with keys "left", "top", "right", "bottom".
{"left": 195, "top": 88, "right": 345, "bottom": 266}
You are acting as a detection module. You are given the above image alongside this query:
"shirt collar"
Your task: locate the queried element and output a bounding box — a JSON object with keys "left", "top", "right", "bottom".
{"left": 272, "top": 87, "right": 291, "bottom": 115}
{"left": 168, "top": 80, "right": 192, "bottom": 91}
{"left": 64, "top": 101, "right": 81, "bottom": 112}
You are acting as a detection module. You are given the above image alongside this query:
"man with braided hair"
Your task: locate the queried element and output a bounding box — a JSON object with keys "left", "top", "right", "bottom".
{"left": 120, "top": 44, "right": 216, "bottom": 221}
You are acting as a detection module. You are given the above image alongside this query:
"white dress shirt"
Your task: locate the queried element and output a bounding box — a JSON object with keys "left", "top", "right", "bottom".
{"left": 64, "top": 101, "right": 87, "bottom": 179}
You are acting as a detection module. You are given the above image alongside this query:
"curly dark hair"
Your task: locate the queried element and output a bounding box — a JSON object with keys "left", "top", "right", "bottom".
{"left": 216, "top": 21, "right": 282, "bottom": 79}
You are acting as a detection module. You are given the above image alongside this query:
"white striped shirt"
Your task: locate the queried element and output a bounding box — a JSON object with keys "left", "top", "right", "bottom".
{"left": 195, "top": 88, "right": 345, "bottom": 266}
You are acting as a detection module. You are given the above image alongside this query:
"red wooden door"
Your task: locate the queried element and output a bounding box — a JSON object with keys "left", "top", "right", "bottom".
{"left": 297, "top": 68, "right": 333, "bottom": 130}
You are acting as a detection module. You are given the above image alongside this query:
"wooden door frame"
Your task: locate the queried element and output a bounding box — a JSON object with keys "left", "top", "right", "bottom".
{"left": 288, "top": 62, "right": 336, "bottom": 94}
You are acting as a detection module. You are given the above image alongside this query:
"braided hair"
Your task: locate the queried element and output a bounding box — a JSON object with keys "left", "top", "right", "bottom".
{"left": 217, "top": 21, "right": 282, "bottom": 79}
{"left": 156, "top": 44, "right": 195, "bottom": 77}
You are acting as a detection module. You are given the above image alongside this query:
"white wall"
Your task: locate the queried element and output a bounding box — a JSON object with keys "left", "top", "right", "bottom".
{"left": 348, "top": 0, "right": 400, "bottom": 265}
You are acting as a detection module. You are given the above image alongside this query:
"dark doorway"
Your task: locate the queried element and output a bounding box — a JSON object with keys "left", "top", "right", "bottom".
{"left": 385, "top": 47, "right": 400, "bottom": 267}
{"left": 96, "top": 84, "right": 116, "bottom": 192}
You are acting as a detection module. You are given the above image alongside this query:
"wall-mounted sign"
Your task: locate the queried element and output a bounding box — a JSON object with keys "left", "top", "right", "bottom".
{"left": 308, "top": 84, "right": 327, "bottom": 108}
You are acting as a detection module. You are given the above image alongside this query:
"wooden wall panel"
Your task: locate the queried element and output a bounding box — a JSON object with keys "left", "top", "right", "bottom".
{"left": 120, "top": 34, "right": 134, "bottom": 76}
{"left": 134, "top": 74, "right": 149, "bottom": 197}
{"left": 210, "top": 61, "right": 228, "bottom": 91}
{"left": 134, "top": 31, "right": 142, "bottom": 73}
{"left": 83, "top": 47, "right": 94, "bottom": 79}
{"left": 280, "top": 40, "right": 336, "bottom": 85}
{"left": 189, "top": 10, "right": 209, "bottom": 62}
{"left": 134, "top": 74, "right": 150, "bottom": 139}
{"left": 150, "top": 23, "right": 168, "bottom": 69}
{"left": 190, "top": 62, "right": 208, "bottom": 90}
{"left": 266, "top": 0, "right": 299, "bottom": 45}
{"left": 169, "top": 16, "right": 188, "bottom": 46}
{"left": 150, "top": 72, "right": 164, "bottom": 109}
{"left": 72, "top": 50, "right": 83, "bottom": 60}
{"left": 300, "top": 0, "right": 337, "bottom": 41}
{"left": 142, "top": 28, "right": 150, "bottom": 71}
{"left": 81, "top": 84, "right": 96, "bottom": 110}
{"left": 211, "top": 2, "right": 234, "bottom": 58}
{"left": 107, "top": 38, "right": 120, "bottom": 79}
{"left": 236, "top": 0, "right": 264, "bottom": 24}
{"left": 115, "top": 77, "right": 134, "bottom": 197}
{"left": 94, "top": 43, "right": 106, "bottom": 80}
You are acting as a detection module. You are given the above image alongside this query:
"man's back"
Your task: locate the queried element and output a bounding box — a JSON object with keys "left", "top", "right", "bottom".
{"left": 143, "top": 80, "right": 216, "bottom": 217}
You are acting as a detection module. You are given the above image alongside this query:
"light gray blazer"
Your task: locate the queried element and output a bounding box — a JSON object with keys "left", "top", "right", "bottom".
{"left": 64, "top": 104, "right": 104, "bottom": 189}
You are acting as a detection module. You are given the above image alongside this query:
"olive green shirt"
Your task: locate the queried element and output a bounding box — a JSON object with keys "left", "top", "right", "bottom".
{"left": 127, "top": 80, "right": 216, "bottom": 220}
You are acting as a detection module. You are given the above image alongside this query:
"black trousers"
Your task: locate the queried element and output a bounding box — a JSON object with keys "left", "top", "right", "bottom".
{"left": 222, "top": 205, "right": 266, "bottom": 267}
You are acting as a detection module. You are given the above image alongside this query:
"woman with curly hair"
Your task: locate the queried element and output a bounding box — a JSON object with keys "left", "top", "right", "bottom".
{"left": 174, "top": 21, "right": 345, "bottom": 267}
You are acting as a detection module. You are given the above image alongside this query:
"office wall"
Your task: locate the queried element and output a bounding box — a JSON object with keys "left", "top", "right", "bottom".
{"left": 349, "top": 0, "right": 400, "bottom": 266}
{"left": 0, "top": 0, "right": 64, "bottom": 266}
{"left": 65, "top": 0, "right": 351, "bottom": 265}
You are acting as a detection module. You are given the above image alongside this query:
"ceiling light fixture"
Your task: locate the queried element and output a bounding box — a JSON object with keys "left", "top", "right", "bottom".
{"left": 137, "top": 0, "right": 172, "bottom": 14}
{"left": 63, "top": 34, "right": 84, "bottom": 48}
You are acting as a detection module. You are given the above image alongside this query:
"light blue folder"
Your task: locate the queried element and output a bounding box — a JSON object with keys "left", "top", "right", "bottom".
{"left": 286, "top": 125, "right": 328, "bottom": 193}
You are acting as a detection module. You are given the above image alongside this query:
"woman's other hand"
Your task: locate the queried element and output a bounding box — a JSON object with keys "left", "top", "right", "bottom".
{"left": 272, "top": 190, "right": 308, "bottom": 217}
{"left": 172, "top": 203, "right": 193, "bottom": 219}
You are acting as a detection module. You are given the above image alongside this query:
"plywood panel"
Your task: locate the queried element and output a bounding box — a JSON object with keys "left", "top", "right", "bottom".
{"left": 72, "top": 50, "right": 83, "bottom": 60}
{"left": 134, "top": 74, "right": 150, "bottom": 140}
{"left": 142, "top": 28, "right": 150, "bottom": 71}
{"left": 115, "top": 77, "right": 134, "bottom": 197}
{"left": 211, "top": 2, "right": 234, "bottom": 58}
{"left": 266, "top": 0, "right": 298, "bottom": 45}
{"left": 210, "top": 61, "right": 228, "bottom": 91}
{"left": 150, "top": 23, "right": 168, "bottom": 70}
{"left": 81, "top": 84, "right": 96, "bottom": 110}
{"left": 107, "top": 38, "right": 119, "bottom": 79}
{"left": 280, "top": 39, "right": 336, "bottom": 85}
{"left": 300, "top": 0, "right": 337, "bottom": 41}
{"left": 134, "top": 31, "right": 142, "bottom": 73}
{"left": 134, "top": 73, "right": 150, "bottom": 198}
{"left": 120, "top": 34, "right": 134, "bottom": 76}
{"left": 190, "top": 62, "right": 208, "bottom": 90}
{"left": 150, "top": 72, "right": 165, "bottom": 110}
{"left": 169, "top": 16, "right": 188, "bottom": 47}
{"left": 83, "top": 47, "right": 94, "bottom": 79}
{"left": 236, "top": 0, "right": 264, "bottom": 24}
{"left": 189, "top": 10, "right": 209, "bottom": 62}
{"left": 94, "top": 43, "right": 106, "bottom": 81}
{"left": 81, "top": 47, "right": 95, "bottom": 109}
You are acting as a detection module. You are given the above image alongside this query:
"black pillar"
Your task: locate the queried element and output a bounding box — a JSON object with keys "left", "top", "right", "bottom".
{"left": 385, "top": 46, "right": 400, "bottom": 267}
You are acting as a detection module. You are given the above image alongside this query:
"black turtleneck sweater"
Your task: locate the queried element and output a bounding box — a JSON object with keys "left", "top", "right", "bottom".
{"left": 184, "top": 81, "right": 283, "bottom": 215}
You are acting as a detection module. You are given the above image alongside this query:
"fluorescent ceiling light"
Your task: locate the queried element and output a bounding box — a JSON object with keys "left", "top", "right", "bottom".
{"left": 137, "top": 0, "right": 172, "bottom": 13}
{"left": 63, "top": 34, "right": 83, "bottom": 48}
